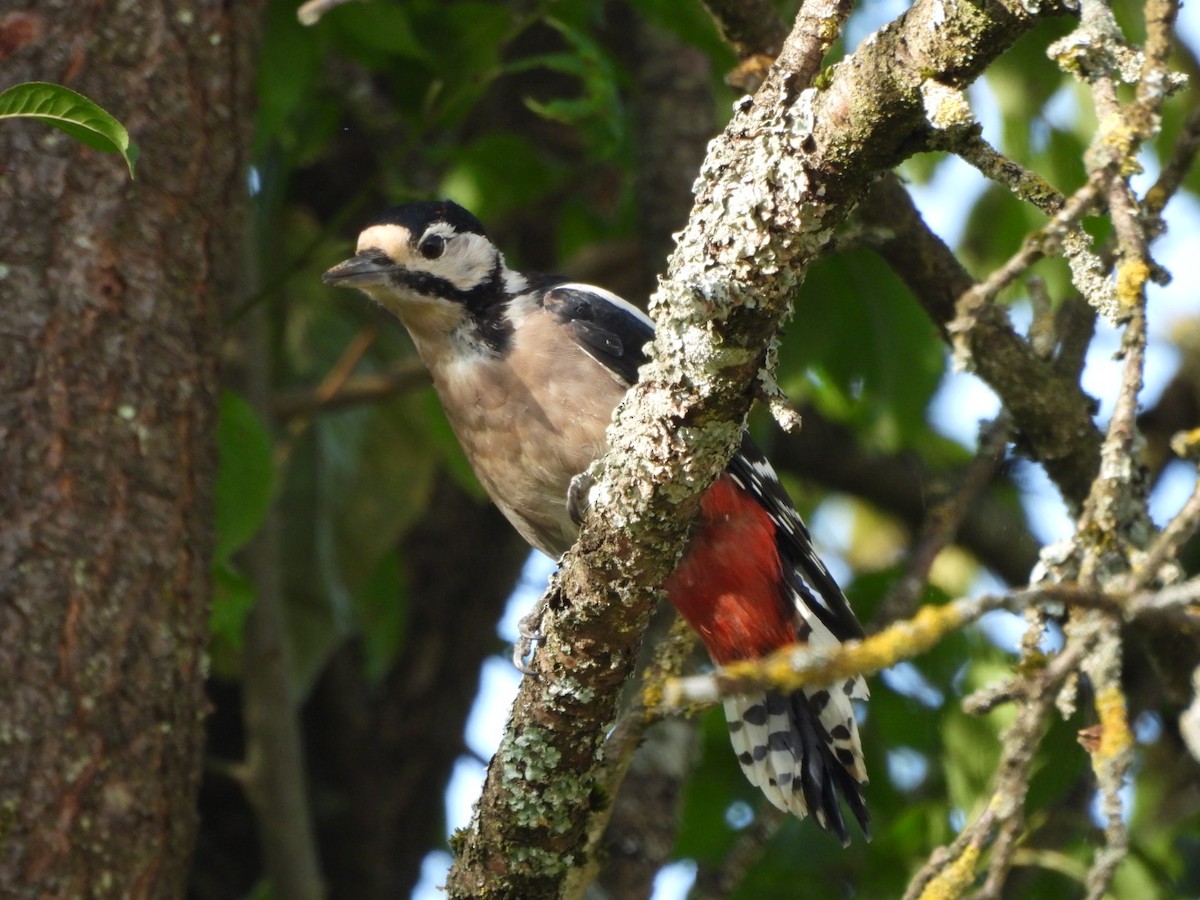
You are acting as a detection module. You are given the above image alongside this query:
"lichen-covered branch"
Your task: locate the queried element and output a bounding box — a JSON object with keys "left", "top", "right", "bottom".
{"left": 902, "top": 0, "right": 1186, "bottom": 894}
{"left": 658, "top": 583, "right": 1138, "bottom": 709}
{"left": 444, "top": 0, "right": 1071, "bottom": 896}
{"left": 665, "top": 599, "right": 993, "bottom": 707}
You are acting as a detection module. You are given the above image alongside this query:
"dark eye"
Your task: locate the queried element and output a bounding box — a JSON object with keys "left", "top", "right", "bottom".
{"left": 418, "top": 233, "right": 445, "bottom": 260}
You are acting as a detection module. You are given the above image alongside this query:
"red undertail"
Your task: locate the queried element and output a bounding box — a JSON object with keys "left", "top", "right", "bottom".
{"left": 664, "top": 475, "right": 795, "bottom": 664}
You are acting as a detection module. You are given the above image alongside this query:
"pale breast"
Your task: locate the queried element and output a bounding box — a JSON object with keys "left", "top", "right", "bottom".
{"left": 429, "top": 316, "right": 627, "bottom": 557}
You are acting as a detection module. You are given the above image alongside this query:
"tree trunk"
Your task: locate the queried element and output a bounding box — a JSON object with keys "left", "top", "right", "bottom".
{"left": 0, "top": 1, "right": 261, "bottom": 895}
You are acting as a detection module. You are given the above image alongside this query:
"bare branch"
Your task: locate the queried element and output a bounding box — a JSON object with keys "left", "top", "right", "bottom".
{"left": 856, "top": 175, "right": 1104, "bottom": 508}
{"left": 274, "top": 361, "right": 430, "bottom": 419}
{"left": 241, "top": 309, "right": 326, "bottom": 900}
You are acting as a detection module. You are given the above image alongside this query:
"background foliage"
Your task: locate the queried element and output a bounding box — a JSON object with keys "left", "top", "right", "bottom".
{"left": 191, "top": 0, "right": 1200, "bottom": 897}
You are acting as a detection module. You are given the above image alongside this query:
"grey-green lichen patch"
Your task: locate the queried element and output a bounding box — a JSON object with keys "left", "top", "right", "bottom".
{"left": 500, "top": 733, "right": 594, "bottom": 835}
{"left": 73, "top": 558, "right": 90, "bottom": 588}
{"left": 921, "top": 80, "right": 973, "bottom": 130}
{"left": 546, "top": 675, "right": 596, "bottom": 706}
{"left": 0, "top": 720, "right": 32, "bottom": 745}
{"left": 510, "top": 843, "right": 576, "bottom": 873}
{"left": 1062, "top": 230, "right": 1117, "bottom": 321}
{"left": 500, "top": 747, "right": 554, "bottom": 799}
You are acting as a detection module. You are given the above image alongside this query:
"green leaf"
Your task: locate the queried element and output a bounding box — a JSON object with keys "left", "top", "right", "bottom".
{"left": 627, "top": 0, "right": 735, "bottom": 68}
{"left": 208, "top": 562, "right": 257, "bottom": 676}
{"left": 327, "top": 2, "right": 429, "bottom": 62}
{"left": 436, "top": 132, "right": 556, "bottom": 221}
{"left": 323, "top": 395, "right": 438, "bottom": 596}
{"left": 0, "top": 81, "right": 138, "bottom": 177}
{"left": 215, "top": 390, "right": 276, "bottom": 564}
{"left": 502, "top": 17, "right": 626, "bottom": 157}
{"left": 354, "top": 552, "right": 409, "bottom": 681}
{"left": 255, "top": 0, "right": 323, "bottom": 151}
{"left": 783, "top": 248, "right": 946, "bottom": 449}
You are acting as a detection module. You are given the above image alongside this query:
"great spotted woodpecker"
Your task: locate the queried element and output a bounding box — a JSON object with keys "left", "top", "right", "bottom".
{"left": 323, "top": 200, "right": 870, "bottom": 842}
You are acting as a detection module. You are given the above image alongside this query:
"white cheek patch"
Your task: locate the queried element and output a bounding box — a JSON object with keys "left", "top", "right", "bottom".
{"left": 435, "top": 232, "right": 498, "bottom": 291}
{"left": 503, "top": 292, "right": 541, "bottom": 329}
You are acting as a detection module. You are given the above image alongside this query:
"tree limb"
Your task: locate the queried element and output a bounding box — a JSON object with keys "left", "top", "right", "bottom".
{"left": 444, "top": 0, "right": 1072, "bottom": 896}
{"left": 856, "top": 174, "right": 1104, "bottom": 508}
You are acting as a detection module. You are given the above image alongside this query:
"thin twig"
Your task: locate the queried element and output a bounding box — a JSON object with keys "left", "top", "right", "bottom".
{"left": 949, "top": 171, "right": 1107, "bottom": 325}
{"left": 1145, "top": 103, "right": 1200, "bottom": 219}
{"left": 875, "top": 414, "right": 1013, "bottom": 626}
{"left": 241, "top": 308, "right": 326, "bottom": 900}
{"left": 1129, "top": 573, "right": 1200, "bottom": 615}
{"left": 1124, "top": 473, "right": 1200, "bottom": 592}
{"left": 932, "top": 128, "right": 1066, "bottom": 216}
{"left": 662, "top": 585, "right": 1120, "bottom": 709}
{"left": 906, "top": 643, "right": 1086, "bottom": 900}
{"left": 274, "top": 360, "right": 430, "bottom": 419}
{"left": 771, "top": 0, "right": 856, "bottom": 89}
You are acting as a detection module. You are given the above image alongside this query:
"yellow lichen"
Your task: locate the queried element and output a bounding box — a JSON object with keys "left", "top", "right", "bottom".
{"left": 1115, "top": 258, "right": 1149, "bottom": 312}
{"left": 917, "top": 843, "right": 980, "bottom": 900}
{"left": 721, "top": 600, "right": 971, "bottom": 691}
{"left": 1169, "top": 427, "right": 1200, "bottom": 460}
{"left": 1094, "top": 684, "right": 1133, "bottom": 763}
{"left": 640, "top": 677, "right": 664, "bottom": 716}
{"left": 849, "top": 601, "right": 971, "bottom": 673}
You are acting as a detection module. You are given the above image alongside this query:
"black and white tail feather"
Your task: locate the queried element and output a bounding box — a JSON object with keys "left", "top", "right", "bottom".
{"left": 725, "top": 443, "right": 870, "bottom": 842}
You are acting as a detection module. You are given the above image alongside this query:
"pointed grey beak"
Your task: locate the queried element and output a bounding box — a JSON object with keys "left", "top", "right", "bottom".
{"left": 322, "top": 251, "right": 395, "bottom": 288}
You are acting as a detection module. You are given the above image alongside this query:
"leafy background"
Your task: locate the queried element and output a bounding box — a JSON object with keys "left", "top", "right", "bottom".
{"left": 191, "top": 0, "right": 1200, "bottom": 896}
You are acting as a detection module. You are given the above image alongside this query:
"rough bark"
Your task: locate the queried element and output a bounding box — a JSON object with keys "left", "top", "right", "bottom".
{"left": 0, "top": 0, "right": 261, "bottom": 895}
{"left": 577, "top": 13, "right": 716, "bottom": 899}
{"left": 445, "top": 0, "right": 1071, "bottom": 897}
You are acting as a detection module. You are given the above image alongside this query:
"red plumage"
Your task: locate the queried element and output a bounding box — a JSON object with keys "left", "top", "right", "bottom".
{"left": 665, "top": 475, "right": 796, "bottom": 665}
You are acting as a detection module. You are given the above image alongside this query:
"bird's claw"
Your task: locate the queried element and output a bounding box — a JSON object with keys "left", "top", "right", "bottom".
{"left": 512, "top": 601, "right": 547, "bottom": 676}
{"left": 567, "top": 470, "right": 594, "bottom": 527}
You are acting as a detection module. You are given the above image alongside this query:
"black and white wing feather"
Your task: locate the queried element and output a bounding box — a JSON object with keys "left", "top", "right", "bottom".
{"left": 541, "top": 282, "right": 655, "bottom": 386}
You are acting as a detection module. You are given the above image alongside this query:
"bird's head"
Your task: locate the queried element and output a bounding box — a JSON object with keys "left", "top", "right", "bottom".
{"left": 323, "top": 201, "right": 525, "bottom": 351}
